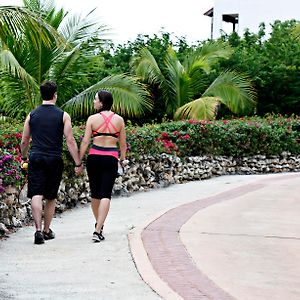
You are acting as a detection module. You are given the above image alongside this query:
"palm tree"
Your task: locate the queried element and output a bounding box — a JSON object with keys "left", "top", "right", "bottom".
{"left": 0, "top": 0, "right": 152, "bottom": 119}
{"left": 62, "top": 74, "right": 153, "bottom": 118}
{"left": 132, "top": 42, "right": 257, "bottom": 120}
{"left": 0, "top": 3, "right": 63, "bottom": 117}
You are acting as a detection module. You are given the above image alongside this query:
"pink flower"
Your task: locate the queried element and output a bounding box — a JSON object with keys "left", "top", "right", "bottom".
{"left": 161, "top": 132, "right": 169, "bottom": 139}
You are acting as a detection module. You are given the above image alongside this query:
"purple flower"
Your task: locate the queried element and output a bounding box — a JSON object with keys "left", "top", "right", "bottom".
{"left": 3, "top": 154, "right": 13, "bottom": 162}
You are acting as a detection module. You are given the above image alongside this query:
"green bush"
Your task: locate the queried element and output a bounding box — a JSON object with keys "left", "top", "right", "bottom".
{"left": 0, "top": 121, "right": 25, "bottom": 192}
{"left": 126, "top": 116, "right": 300, "bottom": 157}
{"left": 1, "top": 115, "right": 300, "bottom": 193}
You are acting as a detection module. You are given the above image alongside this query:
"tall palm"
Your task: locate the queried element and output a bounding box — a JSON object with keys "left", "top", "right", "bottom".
{"left": 133, "top": 42, "right": 257, "bottom": 120}
{"left": 0, "top": 0, "right": 152, "bottom": 119}
{"left": 0, "top": 3, "right": 64, "bottom": 117}
{"left": 0, "top": 0, "right": 108, "bottom": 117}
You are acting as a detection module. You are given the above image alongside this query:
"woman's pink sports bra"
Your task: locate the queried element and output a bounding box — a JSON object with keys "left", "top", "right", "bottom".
{"left": 92, "top": 112, "right": 120, "bottom": 138}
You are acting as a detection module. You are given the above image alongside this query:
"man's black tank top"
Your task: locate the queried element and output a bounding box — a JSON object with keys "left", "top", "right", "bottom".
{"left": 29, "top": 104, "right": 64, "bottom": 157}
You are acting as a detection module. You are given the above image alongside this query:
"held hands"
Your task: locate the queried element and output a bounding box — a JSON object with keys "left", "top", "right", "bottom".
{"left": 75, "top": 163, "right": 84, "bottom": 175}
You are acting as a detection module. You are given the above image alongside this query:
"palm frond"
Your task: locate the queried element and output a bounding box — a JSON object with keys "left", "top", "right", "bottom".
{"left": 58, "top": 9, "right": 110, "bottom": 48}
{"left": 174, "top": 97, "right": 220, "bottom": 120}
{"left": 0, "top": 73, "right": 39, "bottom": 117}
{"left": 0, "top": 6, "right": 63, "bottom": 49}
{"left": 23, "top": 0, "right": 65, "bottom": 26}
{"left": 50, "top": 46, "right": 80, "bottom": 79}
{"left": 184, "top": 41, "right": 232, "bottom": 75}
{"left": 0, "top": 48, "right": 38, "bottom": 87}
{"left": 186, "top": 57, "right": 211, "bottom": 75}
{"left": 62, "top": 74, "right": 153, "bottom": 118}
{"left": 133, "top": 47, "right": 165, "bottom": 85}
{"left": 197, "top": 41, "right": 233, "bottom": 62}
{"left": 23, "top": 0, "right": 43, "bottom": 13}
{"left": 292, "top": 22, "right": 300, "bottom": 40}
{"left": 202, "top": 70, "right": 257, "bottom": 114}
{"left": 164, "top": 47, "right": 192, "bottom": 114}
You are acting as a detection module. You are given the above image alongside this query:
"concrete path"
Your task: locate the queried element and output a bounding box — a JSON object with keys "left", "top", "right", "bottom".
{"left": 0, "top": 173, "right": 299, "bottom": 299}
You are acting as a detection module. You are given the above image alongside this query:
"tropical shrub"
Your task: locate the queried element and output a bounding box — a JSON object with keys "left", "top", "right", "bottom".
{"left": 0, "top": 1, "right": 152, "bottom": 120}
{"left": 0, "top": 121, "right": 24, "bottom": 192}
{"left": 132, "top": 41, "right": 257, "bottom": 121}
{"left": 126, "top": 116, "right": 300, "bottom": 157}
{"left": 219, "top": 20, "right": 300, "bottom": 116}
{"left": 1, "top": 116, "right": 300, "bottom": 193}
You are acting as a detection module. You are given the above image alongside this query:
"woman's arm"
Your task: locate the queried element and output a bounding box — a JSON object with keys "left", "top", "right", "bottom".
{"left": 118, "top": 119, "right": 126, "bottom": 161}
{"left": 79, "top": 117, "right": 93, "bottom": 161}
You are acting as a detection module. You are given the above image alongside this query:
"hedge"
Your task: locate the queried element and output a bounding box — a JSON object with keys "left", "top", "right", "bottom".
{"left": 1, "top": 115, "right": 300, "bottom": 192}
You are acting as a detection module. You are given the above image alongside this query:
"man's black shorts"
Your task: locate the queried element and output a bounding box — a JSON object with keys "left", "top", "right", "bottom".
{"left": 27, "top": 155, "right": 63, "bottom": 200}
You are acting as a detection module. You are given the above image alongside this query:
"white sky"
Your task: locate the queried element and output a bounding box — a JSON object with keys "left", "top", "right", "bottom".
{"left": 1, "top": 0, "right": 214, "bottom": 45}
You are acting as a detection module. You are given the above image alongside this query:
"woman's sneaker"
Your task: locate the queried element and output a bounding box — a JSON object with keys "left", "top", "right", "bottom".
{"left": 43, "top": 228, "right": 55, "bottom": 240}
{"left": 94, "top": 223, "right": 105, "bottom": 241}
{"left": 92, "top": 230, "right": 105, "bottom": 242}
{"left": 34, "top": 231, "right": 45, "bottom": 244}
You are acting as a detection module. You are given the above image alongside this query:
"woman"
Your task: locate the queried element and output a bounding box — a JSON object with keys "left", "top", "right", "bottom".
{"left": 77, "top": 90, "right": 126, "bottom": 242}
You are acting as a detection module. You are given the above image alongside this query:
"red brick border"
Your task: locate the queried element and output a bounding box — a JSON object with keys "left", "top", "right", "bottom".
{"left": 141, "top": 174, "right": 300, "bottom": 299}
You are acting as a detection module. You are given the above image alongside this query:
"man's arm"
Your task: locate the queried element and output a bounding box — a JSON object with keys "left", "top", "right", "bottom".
{"left": 63, "top": 112, "right": 81, "bottom": 166}
{"left": 20, "top": 114, "right": 31, "bottom": 160}
{"left": 79, "top": 117, "right": 92, "bottom": 161}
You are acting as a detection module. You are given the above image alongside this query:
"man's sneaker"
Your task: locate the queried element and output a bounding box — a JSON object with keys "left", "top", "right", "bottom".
{"left": 43, "top": 228, "right": 55, "bottom": 240}
{"left": 92, "top": 231, "right": 105, "bottom": 243}
{"left": 34, "top": 231, "right": 45, "bottom": 244}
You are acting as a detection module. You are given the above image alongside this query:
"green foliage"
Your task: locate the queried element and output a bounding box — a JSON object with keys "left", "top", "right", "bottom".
{"left": 1, "top": 116, "right": 300, "bottom": 193}
{"left": 133, "top": 41, "right": 257, "bottom": 120}
{"left": 126, "top": 116, "right": 300, "bottom": 157}
{"left": 95, "top": 32, "right": 191, "bottom": 123}
{"left": 219, "top": 20, "right": 300, "bottom": 117}
{"left": 62, "top": 74, "right": 153, "bottom": 119}
{"left": 0, "top": 0, "right": 109, "bottom": 118}
{"left": 0, "top": 121, "right": 24, "bottom": 191}
{"left": 100, "top": 32, "right": 190, "bottom": 76}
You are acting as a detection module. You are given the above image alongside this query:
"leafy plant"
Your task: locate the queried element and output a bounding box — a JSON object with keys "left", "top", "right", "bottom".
{"left": 220, "top": 20, "right": 300, "bottom": 117}
{"left": 132, "top": 41, "right": 257, "bottom": 120}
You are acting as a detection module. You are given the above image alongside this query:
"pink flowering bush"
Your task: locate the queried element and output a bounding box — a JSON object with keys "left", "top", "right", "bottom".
{"left": 126, "top": 115, "right": 300, "bottom": 157}
{"left": 0, "top": 123, "right": 25, "bottom": 193}
{"left": 1, "top": 115, "right": 300, "bottom": 193}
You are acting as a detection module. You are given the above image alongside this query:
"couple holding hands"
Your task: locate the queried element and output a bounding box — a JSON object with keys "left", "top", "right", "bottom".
{"left": 21, "top": 81, "right": 126, "bottom": 244}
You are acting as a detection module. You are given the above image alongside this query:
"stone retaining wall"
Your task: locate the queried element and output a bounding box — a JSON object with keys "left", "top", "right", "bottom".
{"left": 1, "top": 152, "right": 300, "bottom": 236}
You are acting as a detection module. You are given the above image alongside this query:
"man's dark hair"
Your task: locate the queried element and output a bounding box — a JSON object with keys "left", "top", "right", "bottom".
{"left": 98, "top": 90, "right": 113, "bottom": 111}
{"left": 40, "top": 81, "right": 57, "bottom": 101}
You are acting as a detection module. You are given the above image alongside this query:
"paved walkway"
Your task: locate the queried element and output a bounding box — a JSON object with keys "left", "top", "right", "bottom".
{"left": 1, "top": 173, "right": 300, "bottom": 299}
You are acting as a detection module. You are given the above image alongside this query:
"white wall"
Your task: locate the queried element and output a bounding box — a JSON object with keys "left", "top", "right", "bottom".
{"left": 212, "top": 0, "right": 300, "bottom": 38}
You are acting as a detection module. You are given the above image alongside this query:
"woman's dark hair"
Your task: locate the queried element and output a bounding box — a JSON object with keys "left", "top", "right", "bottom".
{"left": 40, "top": 81, "right": 57, "bottom": 100}
{"left": 98, "top": 90, "right": 113, "bottom": 111}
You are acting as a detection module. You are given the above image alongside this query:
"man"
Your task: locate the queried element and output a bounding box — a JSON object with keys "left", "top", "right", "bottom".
{"left": 20, "top": 81, "right": 82, "bottom": 245}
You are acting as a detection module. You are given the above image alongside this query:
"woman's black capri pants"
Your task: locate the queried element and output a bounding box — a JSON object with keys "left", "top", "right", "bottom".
{"left": 86, "top": 155, "right": 118, "bottom": 199}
